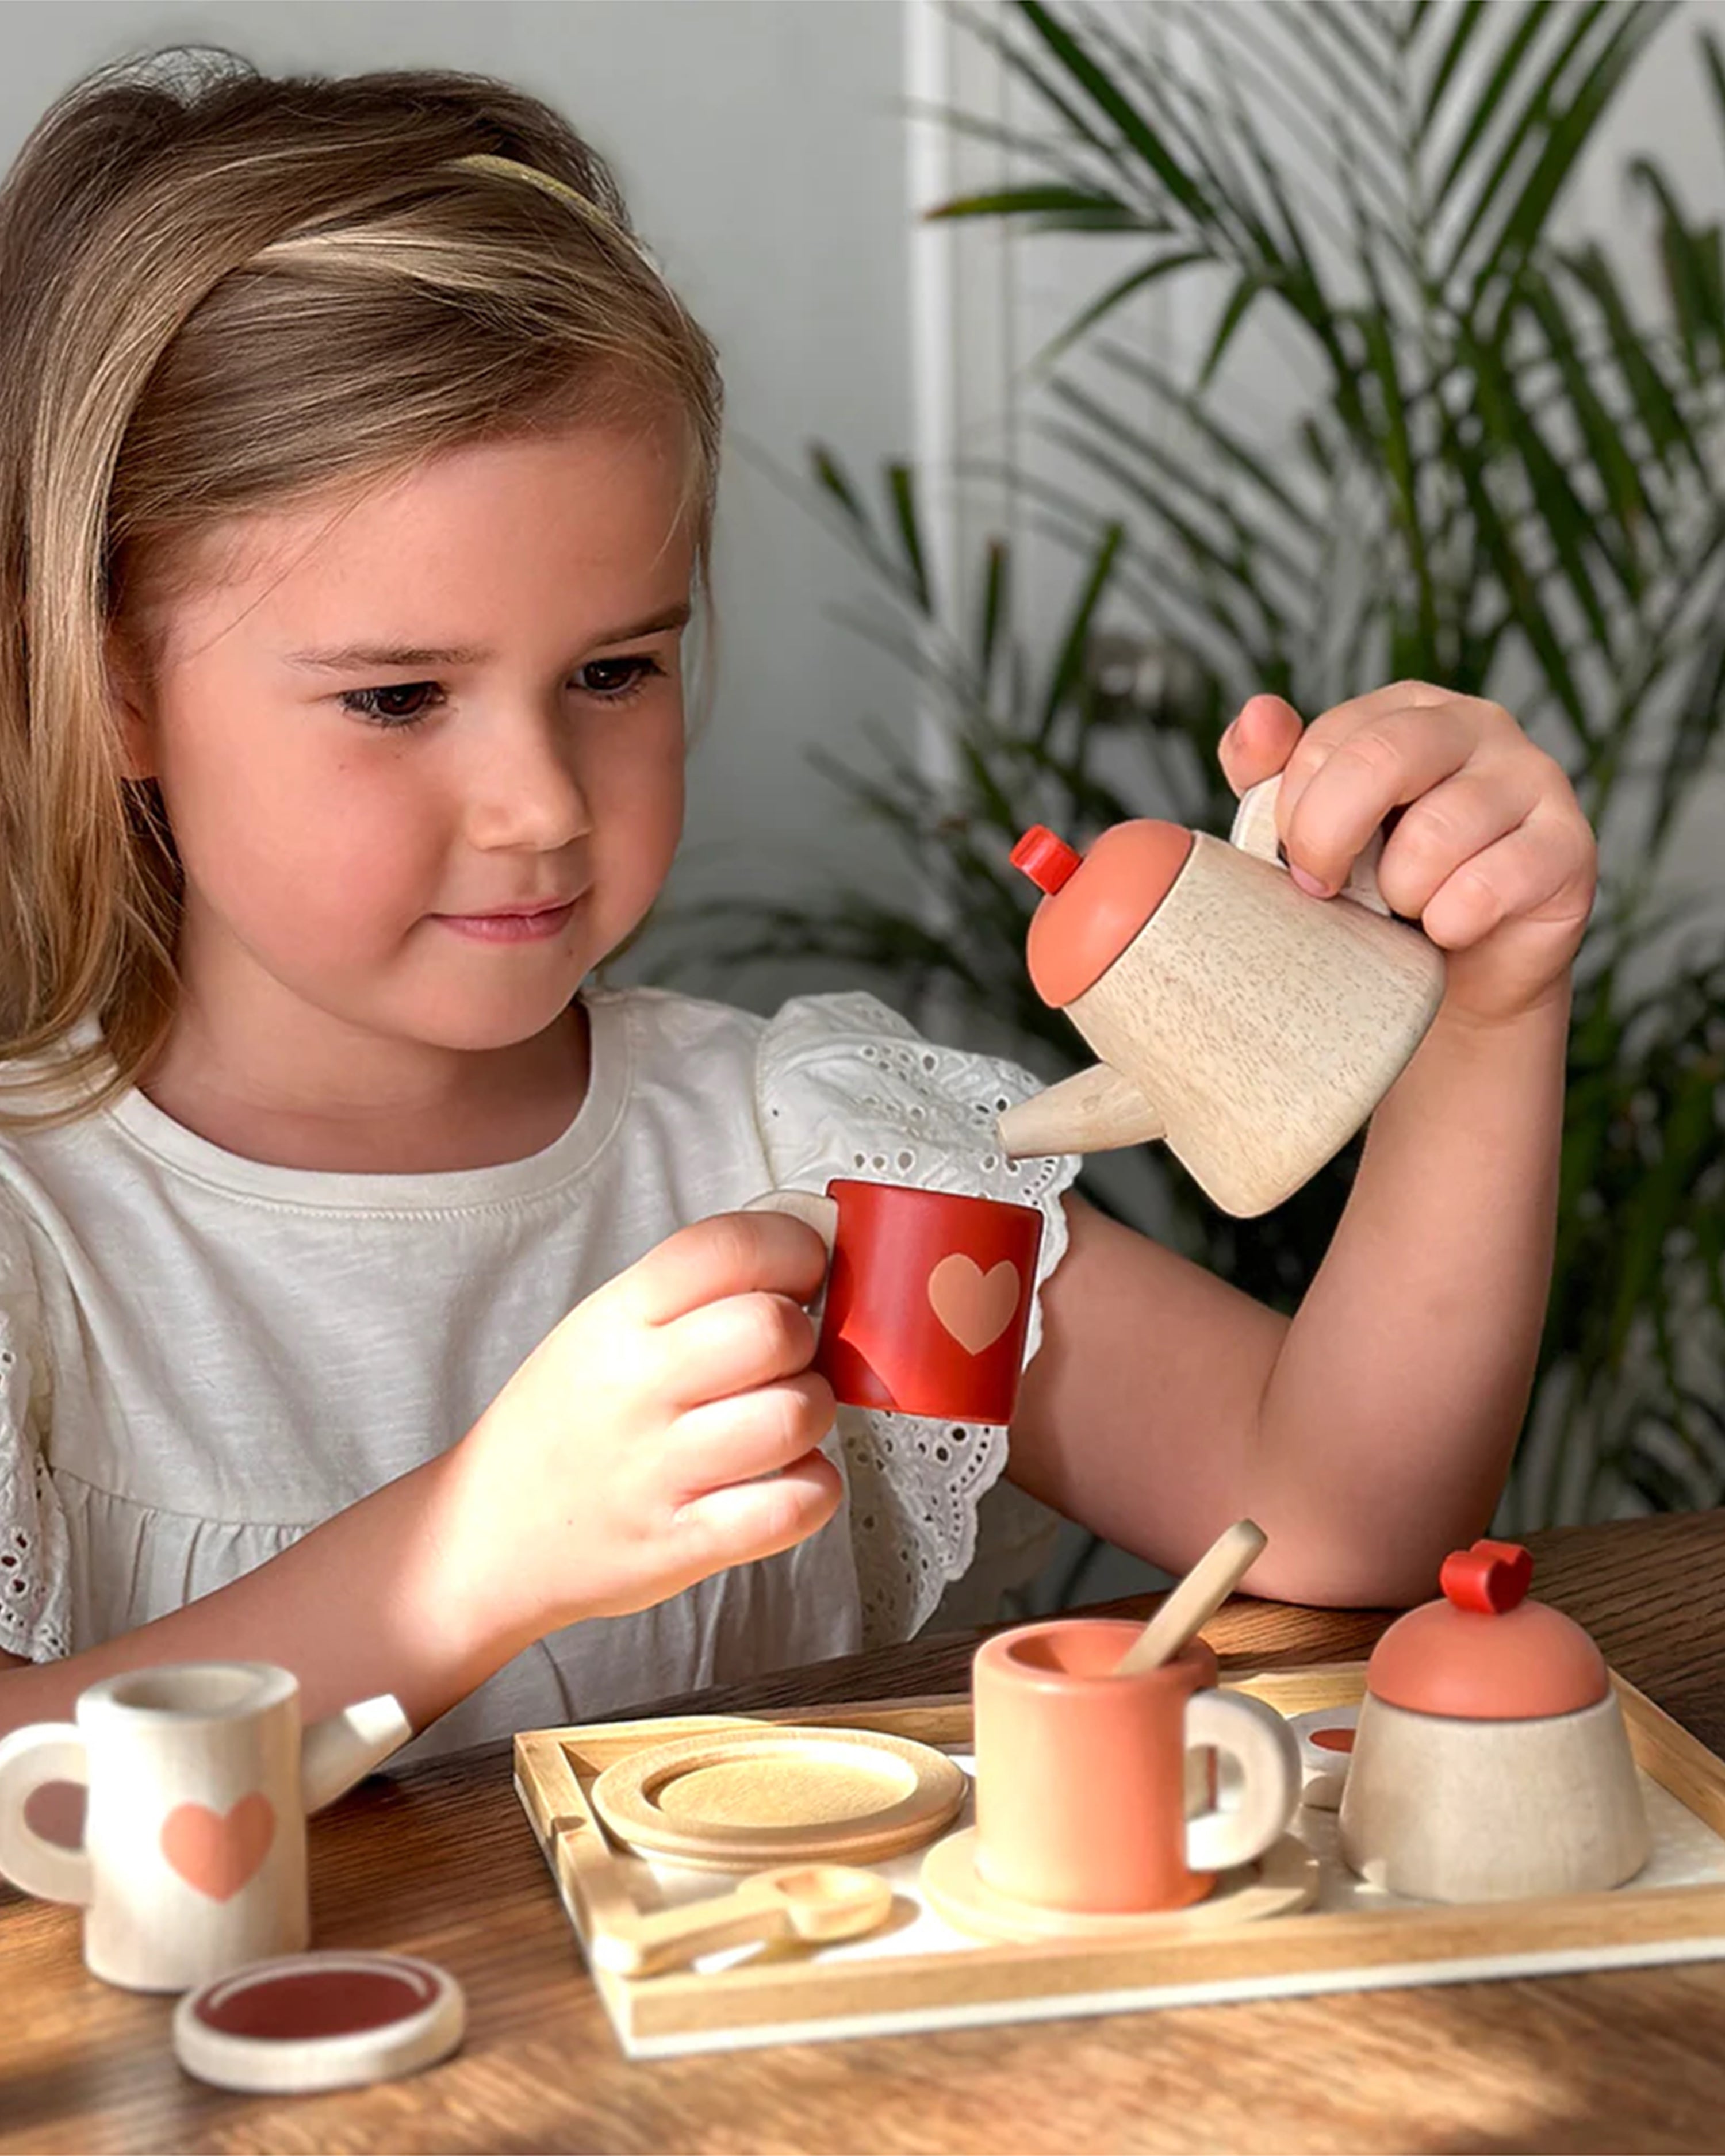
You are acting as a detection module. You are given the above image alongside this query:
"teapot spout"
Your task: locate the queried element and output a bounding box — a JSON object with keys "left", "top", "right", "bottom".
{"left": 998, "top": 1061, "right": 1165, "bottom": 1158}
{"left": 301, "top": 1693, "right": 413, "bottom": 1814}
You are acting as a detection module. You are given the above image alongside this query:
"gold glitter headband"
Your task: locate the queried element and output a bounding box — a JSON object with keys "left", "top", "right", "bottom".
{"left": 447, "top": 152, "right": 664, "bottom": 278}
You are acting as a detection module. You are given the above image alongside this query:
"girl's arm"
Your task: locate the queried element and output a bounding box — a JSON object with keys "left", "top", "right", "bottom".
{"left": 1006, "top": 687, "right": 1593, "bottom": 1608}
{"left": 0, "top": 1210, "right": 842, "bottom": 1741}
{"left": 0, "top": 1446, "right": 501, "bottom": 1738}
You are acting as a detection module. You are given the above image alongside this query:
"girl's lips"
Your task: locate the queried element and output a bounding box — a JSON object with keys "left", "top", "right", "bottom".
{"left": 434, "top": 899, "right": 578, "bottom": 944}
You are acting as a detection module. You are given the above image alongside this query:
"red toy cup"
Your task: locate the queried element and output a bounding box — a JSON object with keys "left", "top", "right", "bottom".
{"left": 815, "top": 1180, "right": 1042, "bottom": 1424}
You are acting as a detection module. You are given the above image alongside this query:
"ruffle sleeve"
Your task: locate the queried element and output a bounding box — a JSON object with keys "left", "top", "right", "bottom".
{"left": 0, "top": 1191, "right": 70, "bottom": 1661}
{"left": 754, "top": 991, "right": 1082, "bottom": 1647}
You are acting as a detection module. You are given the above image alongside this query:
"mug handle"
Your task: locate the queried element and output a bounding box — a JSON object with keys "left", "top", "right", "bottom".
{"left": 742, "top": 1187, "right": 840, "bottom": 1253}
{"left": 1183, "top": 1689, "right": 1300, "bottom": 1873}
{"left": 1230, "top": 773, "right": 1394, "bottom": 919}
{"left": 0, "top": 1723, "right": 94, "bottom": 1905}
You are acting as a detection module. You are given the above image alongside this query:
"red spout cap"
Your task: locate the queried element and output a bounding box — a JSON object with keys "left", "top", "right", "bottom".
{"left": 1012, "top": 826, "right": 1082, "bottom": 895}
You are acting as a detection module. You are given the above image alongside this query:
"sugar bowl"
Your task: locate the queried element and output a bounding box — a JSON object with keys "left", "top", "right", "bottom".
{"left": 1339, "top": 1539, "right": 1650, "bottom": 1903}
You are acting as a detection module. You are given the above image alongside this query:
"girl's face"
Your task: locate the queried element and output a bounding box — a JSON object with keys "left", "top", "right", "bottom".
{"left": 122, "top": 417, "right": 692, "bottom": 1062}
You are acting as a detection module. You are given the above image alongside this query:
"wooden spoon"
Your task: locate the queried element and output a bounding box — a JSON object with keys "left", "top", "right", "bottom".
{"left": 589, "top": 1863, "right": 894, "bottom": 1978}
{"left": 1114, "top": 1518, "right": 1267, "bottom": 1677}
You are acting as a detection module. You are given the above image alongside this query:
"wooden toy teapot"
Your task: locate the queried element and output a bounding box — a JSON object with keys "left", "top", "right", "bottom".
{"left": 1337, "top": 1541, "right": 1650, "bottom": 1904}
{"left": 996, "top": 775, "right": 1447, "bottom": 1215}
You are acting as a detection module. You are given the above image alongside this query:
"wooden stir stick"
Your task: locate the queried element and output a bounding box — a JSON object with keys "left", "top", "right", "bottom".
{"left": 1114, "top": 1519, "right": 1267, "bottom": 1677}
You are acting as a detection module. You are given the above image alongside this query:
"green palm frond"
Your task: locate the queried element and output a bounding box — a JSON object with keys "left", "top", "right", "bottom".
{"left": 662, "top": 0, "right": 1725, "bottom": 1531}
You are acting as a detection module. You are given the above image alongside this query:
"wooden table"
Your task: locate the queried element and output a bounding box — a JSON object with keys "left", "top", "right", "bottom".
{"left": 6, "top": 1511, "right": 1725, "bottom": 2154}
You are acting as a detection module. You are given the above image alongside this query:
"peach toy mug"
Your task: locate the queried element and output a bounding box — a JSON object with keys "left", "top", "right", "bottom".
{"left": 971, "top": 1621, "right": 1300, "bottom": 1912}
{"left": 996, "top": 773, "right": 1448, "bottom": 1217}
{"left": 0, "top": 1662, "right": 411, "bottom": 1992}
{"left": 746, "top": 1179, "right": 1042, "bottom": 1425}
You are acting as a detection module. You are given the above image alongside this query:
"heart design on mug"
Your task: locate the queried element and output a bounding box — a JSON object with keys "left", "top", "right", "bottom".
{"left": 927, "top": 1255, "right": 1022, "bottom": 1355}
{"left": 160, "top": 1791, "right": 277, "bottom": 1902}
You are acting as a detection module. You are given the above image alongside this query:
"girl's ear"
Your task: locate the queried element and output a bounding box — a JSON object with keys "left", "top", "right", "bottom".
{"left": 105, "top": 627, "right": 157, "bottom": 782}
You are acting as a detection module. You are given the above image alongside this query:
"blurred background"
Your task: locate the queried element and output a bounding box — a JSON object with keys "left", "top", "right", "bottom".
{"left": 6, "top": 0, "right": 1725, "bottom": 1614}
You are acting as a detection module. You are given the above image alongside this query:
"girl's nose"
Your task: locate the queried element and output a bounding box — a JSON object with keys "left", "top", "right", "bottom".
{"left": 462, "top": 704, "right": 591, "bottom": 855}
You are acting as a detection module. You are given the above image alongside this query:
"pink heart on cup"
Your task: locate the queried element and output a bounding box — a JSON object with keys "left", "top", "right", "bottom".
{"left": 927, "top": 1255, "right": 1022, "bottom": 1355}
{"left": 160, "top": 1791, "right": 277, "bottom": 1902}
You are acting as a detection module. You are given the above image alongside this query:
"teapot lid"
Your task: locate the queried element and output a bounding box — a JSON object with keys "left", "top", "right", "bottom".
{"left": 1364, "top": 1540, "right": 1609, "bottom": 1721}
{"left": 1014, "top": 819, "right": 1194, "bottom": 1008}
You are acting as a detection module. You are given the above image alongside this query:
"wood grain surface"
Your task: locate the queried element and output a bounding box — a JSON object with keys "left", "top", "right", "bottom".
{"left": 5, "top": 1511, "right": 1725, "bottom": 2155}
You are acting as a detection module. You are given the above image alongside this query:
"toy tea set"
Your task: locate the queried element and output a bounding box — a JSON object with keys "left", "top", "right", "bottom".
{"left": 0, "top": 1661, "right": 466, "bottom": 2090}
{"left": 742, "top": 771, "right": 1444, "bottom": 1439}
{"left": 518, "top": 1518, "right": 1725, "bottom": 2060}
{"left": 506, "top": 785, "right": 1725, "bottom": 2056}
{"left": 8, "top": 781, "right": 1725, "bottom": 2071}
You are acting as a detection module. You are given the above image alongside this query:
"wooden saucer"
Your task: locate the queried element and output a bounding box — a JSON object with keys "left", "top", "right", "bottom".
{"left": 920, "top": 1830, "right": 1319, "bottom": 1943}
{"left": 591, "top": 1727, "right": 967, "bottom": 1871}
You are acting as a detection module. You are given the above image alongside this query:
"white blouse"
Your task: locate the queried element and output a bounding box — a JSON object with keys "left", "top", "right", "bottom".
{"left": 0, "top": 988, "right": 1078, "bottom": 1760}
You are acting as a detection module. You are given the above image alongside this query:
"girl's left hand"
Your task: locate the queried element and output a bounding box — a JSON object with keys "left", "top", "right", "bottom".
{"left": 1219, "top": 685, "right": 1598, "bottom": 1027}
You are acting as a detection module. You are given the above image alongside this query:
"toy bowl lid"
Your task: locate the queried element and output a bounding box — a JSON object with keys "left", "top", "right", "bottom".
{"left": 1364, "top": 1540, "right": 1609, "bottom": 1721}
{"left": 173, "top": 1950, "right": 464, "bottom": 2094}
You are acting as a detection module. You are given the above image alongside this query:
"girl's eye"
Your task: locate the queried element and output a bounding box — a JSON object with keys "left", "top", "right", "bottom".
{"left": 339, "top": 681, "right": 445, "bottom": 729}
{"left": 336, "top": 654, "right": 664, "bottom": 729}
{"left": 578, "top": 655, "right": 664, "bottom": 700}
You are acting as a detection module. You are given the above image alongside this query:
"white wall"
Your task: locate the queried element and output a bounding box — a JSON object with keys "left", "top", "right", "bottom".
{"left": 0, "top": 0, "right": 921, "bottom": 1007}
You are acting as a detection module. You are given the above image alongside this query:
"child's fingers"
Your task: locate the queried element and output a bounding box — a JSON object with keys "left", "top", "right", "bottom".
{"left": 1285, "top": 685, "right": 1466, "bottom": 772}
{"left": 671, "top": 1448, "right": 845, "bottom": 1574}
{"left": 1278, "top": 700, "right": 1482, "bottom": 895}
{"left": 655, "top": 1291, "right": 818, "bottom": 1407}
{"left": 1418, "top": 804, "right": 1597, "bottom": 954}
{"left": 1372, "top": 768, "right": 1542, "bottom": 922}
{"left": 1217, "top": 692, "right": 1304, "bottom": 796}
{"left": 666, "top": 1373, "right": 838, "bottom": 1498}
{"left": 617, "top": 1211, "right": 831, "bottom": 1328}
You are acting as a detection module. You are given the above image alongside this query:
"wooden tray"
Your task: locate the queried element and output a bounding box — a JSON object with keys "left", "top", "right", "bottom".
{"left": 513, "top": 1662, "right": 1725, "bottom": 2059}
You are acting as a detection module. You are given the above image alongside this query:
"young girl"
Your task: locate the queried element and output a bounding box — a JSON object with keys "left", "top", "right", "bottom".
{"left": 0, "top": 53, "right": 1594, "bottom": 1760}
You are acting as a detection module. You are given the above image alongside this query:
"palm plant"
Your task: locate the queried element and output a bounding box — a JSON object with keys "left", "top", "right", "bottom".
{"left": 661, "top": 0, "right": 1725, "bottom": 1535}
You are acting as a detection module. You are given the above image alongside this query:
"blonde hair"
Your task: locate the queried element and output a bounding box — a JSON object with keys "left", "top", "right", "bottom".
{"left": 0, "top": 49, "right": 722, "bottom": 1122}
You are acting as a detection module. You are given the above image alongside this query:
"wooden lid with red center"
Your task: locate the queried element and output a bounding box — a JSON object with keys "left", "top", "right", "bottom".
{"left": 1364, "top": 1540, "right": 1609, "bottom": 1721}
{"left": 1014, "top": 819, "right": 1194, "bottom": 1009}
{"left": 173, "top": 1951, "right": 465, "bottom": 2093}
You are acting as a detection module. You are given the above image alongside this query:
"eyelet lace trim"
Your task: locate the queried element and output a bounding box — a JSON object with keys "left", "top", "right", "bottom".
{"left": 0, "top": 1212, "right": 70, "bottom": 1662}
{"left": 757, "top": 993, "right": 1080, "bottom": 1649}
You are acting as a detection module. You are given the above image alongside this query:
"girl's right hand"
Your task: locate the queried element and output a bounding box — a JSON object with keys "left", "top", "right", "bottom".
{"left": 438, "top": 1211, "right": 843, "bottom": 1649}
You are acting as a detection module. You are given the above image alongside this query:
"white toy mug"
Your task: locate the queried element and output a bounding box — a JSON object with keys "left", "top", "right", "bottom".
{"left": 0, "top": 1661, "right": 409, "bottom": 1992}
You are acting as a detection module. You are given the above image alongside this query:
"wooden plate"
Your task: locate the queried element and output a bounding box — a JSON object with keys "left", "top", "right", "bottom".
{"left": 590, "top": 1726, "right": 967, "bottom": 1871}
{"left": 921, "top": 1828, "right": 1319, "bottom": 1943}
